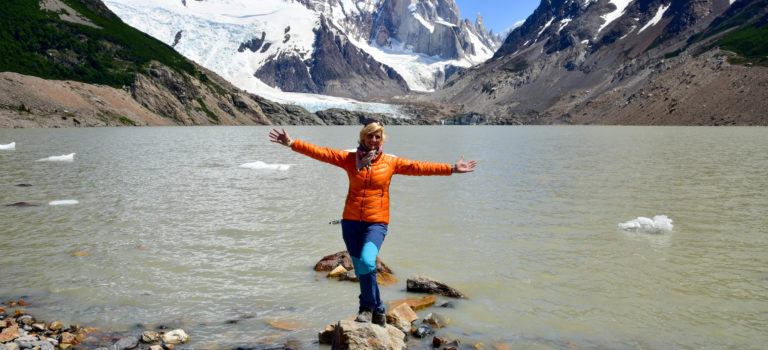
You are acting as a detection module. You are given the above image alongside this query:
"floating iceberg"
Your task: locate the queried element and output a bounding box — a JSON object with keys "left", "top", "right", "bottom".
{"left": 239, "top": 161, "right": 290, "bottom": 171}
{"left": 37, "top": 153, "right": 75, "bottom": 162}
{"left": 0, "top": 142, "right": 15, "bottom": 150}
{"left": 618, "top": 215, "right": 673, "bottom": 233}
{"left": 49, "top": 200, "right": 79, "bottom": 206}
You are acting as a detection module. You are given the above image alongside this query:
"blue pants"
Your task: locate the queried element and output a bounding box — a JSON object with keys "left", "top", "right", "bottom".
{"left": 341, "top": 220, "right": 387, "bottom": 313}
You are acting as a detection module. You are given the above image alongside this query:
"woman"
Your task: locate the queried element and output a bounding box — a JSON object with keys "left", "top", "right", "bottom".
{"left": 269, "top": 122, "right": 476, "bottom": 327}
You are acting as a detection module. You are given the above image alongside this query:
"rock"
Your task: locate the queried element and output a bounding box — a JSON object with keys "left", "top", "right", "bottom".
{"left": 327, "top": 265, "right": 347, "bottom": 278}
{"left": 340, "top": 270, "right": 358, "bottom": 282}
{"left": 331, "top": 320, "right": 405, "bottom": 350}
{"left": 5, "top": 343, "right": 19, "bottom": 350}
{"left": 13, "top": 184, "right": 32, "bottom": 187}
{"left": 0, "top": 324, "right": 19, "bottom": 342}
{"left": 439, "top": 301, "right": 456, "bottom": 308}
{"left": 141, "top": 331, "right": 160, "bottom": 343}
{"left": 13, "top": 335, "right": 37, "bottom": 348}
{"left": 385, "top": 303, "right": 417, "bottom": 334}
{"left": 388, "top": 295, "right": 435, "bottom": 311}
{"left": 16, "top": 316, "right": 33, "bottom": 326}
{"left": 376, "top": 271, "right": 398, "bottom": 286}
{"left": 60, "top": 332, "right": 76, "bottom": 344}
{"left": 422, "top": 312, "right": 450, "bottom": 329}
{"left": 149, "top": 346, "right": 163, "bottom": 350}
{"left": 433, "top": 336, "right": 446, "bottom": 348}
{"left": 48, "top": 321, "right": 64, "bottom": 330}
{"left": 161, "top": 329, "right": 189, "bottom": 344}
{"left": 110, "top": 335, "right": 139, "bottom": 350}
{"left": 406, "top": 275, "right": 467, "bottom": 298}
{"left": 31, "top": 323, "right": 46, "bottom": 332}
{"left": 5, "top": 202, "right": 38, "bottom": 207}
{"left": 317, "top": 323, "right": 336, "bottom": 344}
{"left": 412, "top": 325, "right": 434, "bottom": 338}
{"left": 314, "top": 251, "right": 393, "bottom": 274}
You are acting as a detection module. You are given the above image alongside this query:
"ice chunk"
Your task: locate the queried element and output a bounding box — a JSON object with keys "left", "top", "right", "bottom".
{"left": 240, "top": 161, "right": 290, "bottom": 171}
{"left": 0, "top": 142, "right": 15, "bottom": 150}
{"left": 49, "top": 200, "right": 79, "bottom": 205}
{"left": 37, "top": 153, "right": 75, "bottom": 162}
{"left": 618, "top": 215, "right": 673, "bottom": 233}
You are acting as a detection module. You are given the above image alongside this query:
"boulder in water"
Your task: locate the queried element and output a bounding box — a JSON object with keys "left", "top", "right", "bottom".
{"left": 331, "top": 320, "right": 406, "bottom": 350}
{"left": 406, "top": 275, "right": 467, "bottom": 298}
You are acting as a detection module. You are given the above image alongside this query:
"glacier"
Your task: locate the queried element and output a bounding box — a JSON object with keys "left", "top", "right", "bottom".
{"left": 103, "top": 0, "right": 496, "bottom": 113}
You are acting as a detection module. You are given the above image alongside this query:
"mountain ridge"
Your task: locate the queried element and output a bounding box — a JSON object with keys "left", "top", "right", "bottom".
{"left": 425, "top": 0, "right": 768, "bottom": 125}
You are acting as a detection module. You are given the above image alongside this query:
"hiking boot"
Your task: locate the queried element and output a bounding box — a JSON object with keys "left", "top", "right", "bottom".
{"left": 372, "top": 310, "right": 386, "bottom": 327}
{"left": 355, "top": 306, "right": 372, "bottom": 323}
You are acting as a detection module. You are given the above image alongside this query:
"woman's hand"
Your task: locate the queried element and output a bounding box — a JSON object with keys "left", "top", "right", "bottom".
{"left": 269, "top": 128, "right": 293, "bottom": 147}
{"left": 453, "top": 156, "right": 477, "bottom": 173}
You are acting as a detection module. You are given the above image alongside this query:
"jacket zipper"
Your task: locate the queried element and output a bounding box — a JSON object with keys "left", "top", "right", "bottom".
{"left": 360, "top": 166, "right": 371, "bottom": 221}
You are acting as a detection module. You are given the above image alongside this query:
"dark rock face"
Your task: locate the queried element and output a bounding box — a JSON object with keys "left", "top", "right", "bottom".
{"left": 255, "top": 16, "right": 410, "bottom": 100}
{"left": 172, "top": 30, "right": 182, "bottom": 47}
{"left": 238, "top": 32, "right": 266, "bottom": 53}
{"left": 255, "top": 53, "right": 318, "bottom": 93}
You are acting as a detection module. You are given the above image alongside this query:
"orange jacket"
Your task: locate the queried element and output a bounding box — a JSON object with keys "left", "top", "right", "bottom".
{"left": 291, "top": 140, "right": 452, "bottom": 224}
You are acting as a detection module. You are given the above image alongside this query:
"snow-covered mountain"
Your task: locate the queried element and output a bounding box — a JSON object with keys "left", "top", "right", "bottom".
{"left": 103, "top": 0, "right": 501, "bottom": 107}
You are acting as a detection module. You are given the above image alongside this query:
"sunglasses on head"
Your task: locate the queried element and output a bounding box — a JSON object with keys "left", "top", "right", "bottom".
{"left": 364, "top": 119, "right": 382, "bottom": 126}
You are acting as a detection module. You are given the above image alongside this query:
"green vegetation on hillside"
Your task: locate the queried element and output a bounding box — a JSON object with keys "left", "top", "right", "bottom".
{"left": 0, "top": 0, "right": 198, "bottom": 87}
{"left": 716, "top": 14, "right": 768, "bottom": 66}
{"left": 673, "top": 0, "right": 768, "bottom": 66}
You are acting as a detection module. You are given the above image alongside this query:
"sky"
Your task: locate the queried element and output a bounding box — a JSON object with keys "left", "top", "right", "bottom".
{"left": 453, "top": 0, "right": 541, "bottom": 35}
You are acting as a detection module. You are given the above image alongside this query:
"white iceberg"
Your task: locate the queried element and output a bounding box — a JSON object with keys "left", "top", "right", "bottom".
{"left": 239, "top": 161, "right": 290, "bottom": 171}
{"left": 0, "top": 142, "right": 15, "bottom": 150}
{"left": 37, "top": 153, "right": 75, "bottom": 162}
{"left": 618, "top": 215, "right": 674, "bottom": 233}
{"left": 49, "top": 200, "right": 79, "bottom": 206}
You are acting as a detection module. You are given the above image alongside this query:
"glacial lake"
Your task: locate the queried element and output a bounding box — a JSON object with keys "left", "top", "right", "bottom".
{"left": 1, "top": 126, "right": 766, "bottom": 349}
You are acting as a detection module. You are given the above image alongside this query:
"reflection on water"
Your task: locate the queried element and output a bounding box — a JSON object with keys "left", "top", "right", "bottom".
{"left": 1, "top": 126, "right": 767, "bottom": 349}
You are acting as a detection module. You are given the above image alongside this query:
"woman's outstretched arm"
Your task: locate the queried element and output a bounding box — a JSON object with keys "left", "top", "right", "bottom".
{"left": 269, "top": 128, "right": 349, "bottom": 168}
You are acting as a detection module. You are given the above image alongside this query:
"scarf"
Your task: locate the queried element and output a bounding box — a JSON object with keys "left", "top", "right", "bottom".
{"left": 356, "top": 144, "right": 382, "bottom": 172}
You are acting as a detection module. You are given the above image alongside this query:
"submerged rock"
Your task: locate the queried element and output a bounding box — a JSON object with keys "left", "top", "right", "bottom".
{"left": 5, "top": 202, "right": 38, "bottom": 207}
{"left": 110, "top": 335, "right": 139, "bottom": 350}
{"left": 331, "top": 320, "right": 406, "bottom": 350}
{"left": 412, "top": 325, "right": 434, "bottom": 338}
{"left": 406, "top": 275, "right": 467, "bottom": 298}
{"left": 314, "top": 251, "right": 393, "bottom": 274}
{"left": 422, "top": 312, "right": 450, "bottom": 329}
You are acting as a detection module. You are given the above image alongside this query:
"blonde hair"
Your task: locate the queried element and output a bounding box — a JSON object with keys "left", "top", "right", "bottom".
{"left": 359, "top": 122, "right": 387, "bottom": 146}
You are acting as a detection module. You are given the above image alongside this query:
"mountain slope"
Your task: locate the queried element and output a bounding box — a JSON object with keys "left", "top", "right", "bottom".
{"left": 0, "top": 0, "right": 426, "bottom": 127}
{"left": 427, "top": 0, "right": 768, "bottom": 125}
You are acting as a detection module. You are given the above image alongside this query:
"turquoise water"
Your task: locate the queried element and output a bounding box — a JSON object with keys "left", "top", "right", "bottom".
{"left": 1, "top": 126, "right": 767, "bottom": 349}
